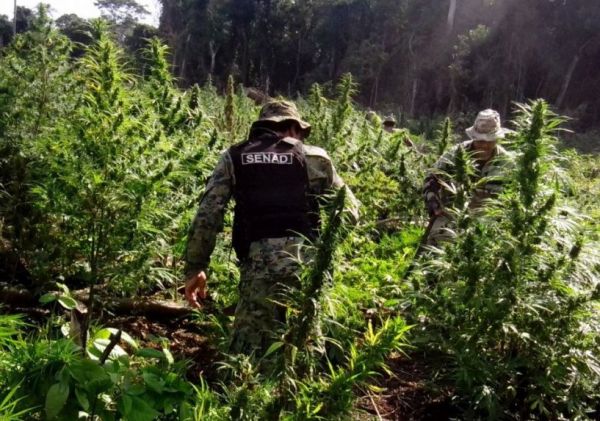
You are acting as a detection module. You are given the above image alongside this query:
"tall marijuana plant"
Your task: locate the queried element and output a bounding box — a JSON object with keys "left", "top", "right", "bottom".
{"left": 0, "top": 7, "right": 74, "bottom": 283}
{"left": 415, "top": 100, "right": 600, "bottom": 419}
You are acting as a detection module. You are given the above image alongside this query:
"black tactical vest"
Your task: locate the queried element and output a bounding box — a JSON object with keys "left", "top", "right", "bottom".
{"left": 229, "top": 131, "right": 319, "bottom": 260}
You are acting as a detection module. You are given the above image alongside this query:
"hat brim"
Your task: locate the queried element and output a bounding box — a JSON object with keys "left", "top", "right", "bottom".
{"left": 466, "top": 126, "right": 512, "bottom": 141}
{"left": 252, "top": 116, "right": 312, "bottom": 136}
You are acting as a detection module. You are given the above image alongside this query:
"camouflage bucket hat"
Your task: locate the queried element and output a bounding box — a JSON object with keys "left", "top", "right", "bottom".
{"left": 466, "top": 109, "right": 511, "bottom": 142}
{"left": 383, "top": 115, "right": 396, "bottom": 125}
{"left": 253, "top": 100, "right": 311, "bottom": 136}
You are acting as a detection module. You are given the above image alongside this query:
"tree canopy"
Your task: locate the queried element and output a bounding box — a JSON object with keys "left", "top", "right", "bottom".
{"left": 158, "top": 0, "right": 600, "bottom": 129}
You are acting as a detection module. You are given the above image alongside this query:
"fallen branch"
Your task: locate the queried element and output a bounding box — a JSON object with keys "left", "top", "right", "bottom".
{"left": 0, "top": 286, "right": 195, "bottom": 319}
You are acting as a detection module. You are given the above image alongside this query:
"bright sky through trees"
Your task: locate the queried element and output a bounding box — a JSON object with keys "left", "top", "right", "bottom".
{"left": 0, "top": 0, "right": 161, "bottom": 26}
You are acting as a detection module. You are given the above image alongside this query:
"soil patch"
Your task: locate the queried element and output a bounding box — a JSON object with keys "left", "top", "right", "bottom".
{"left": 357, "top": 354, "right": 457, "bottom": 420}
{"left": 108, "top": 315, "right": 222, "bottom": 383}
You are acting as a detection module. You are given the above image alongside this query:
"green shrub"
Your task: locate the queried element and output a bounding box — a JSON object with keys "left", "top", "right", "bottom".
{"left": 413, "top": 101, "right": 600, "bottom": 418}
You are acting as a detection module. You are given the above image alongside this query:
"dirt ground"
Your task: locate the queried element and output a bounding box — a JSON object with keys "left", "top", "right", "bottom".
{"left": 110, "top": 315, "right": 221, "bottom": 384}
{"left": 356, "top": 354, "right": 457, "bottom": 421}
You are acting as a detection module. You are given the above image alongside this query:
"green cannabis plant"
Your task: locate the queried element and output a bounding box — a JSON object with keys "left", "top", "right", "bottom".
{"left": 414, "top": 100, "right": 600, "bottom": 418}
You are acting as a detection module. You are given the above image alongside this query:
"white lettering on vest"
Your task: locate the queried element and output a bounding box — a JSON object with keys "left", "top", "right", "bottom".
{"left": 241, "top": 153, "right": 293, "bottom": 165}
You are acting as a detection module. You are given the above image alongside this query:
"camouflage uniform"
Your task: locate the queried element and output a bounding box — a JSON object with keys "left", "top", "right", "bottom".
{"left": 382, "top": 115, "right": 398, "bottom": 134}
{"left": 423, "top": 140, "right": 513, "bottom": 244}
{"left": 185, "top": 142, "right": 359, "bottom": 355}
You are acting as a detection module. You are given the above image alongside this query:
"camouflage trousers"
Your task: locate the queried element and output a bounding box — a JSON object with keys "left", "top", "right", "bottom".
{"left": 229, "top": 237, "right": 304, "bottom": 357}
{"left": 426, "top": 199, "right": 491, "bottom": 246}
{"left": 426, "top": 214, "right": 453, "bottom": 246}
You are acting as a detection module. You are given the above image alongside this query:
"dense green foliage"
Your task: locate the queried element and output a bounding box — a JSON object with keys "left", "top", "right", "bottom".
{"left": 5, "top": 1, "right": 600, "bottom": 129}
{"left": 412, "top": 102, "right": 600, "bottom": 418}
{"left": 0, "top": 11, "right": 599, "bottom": 420}
{"left": 156, "top": 0, "right": 600, "bottom": 130}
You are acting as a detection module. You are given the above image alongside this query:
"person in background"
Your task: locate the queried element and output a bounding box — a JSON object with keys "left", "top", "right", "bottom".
{"left": 423, "top": 109, "right": 514, "bottom": 244}
{"left": 382, "top": 115, "right": 398, "bottom": 134}
{"left": 382, "top": 114, "right": 415, "bottom": 148}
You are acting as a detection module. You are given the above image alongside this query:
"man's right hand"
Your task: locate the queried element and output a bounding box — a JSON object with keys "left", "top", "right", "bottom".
{"left": 185, "top": 271, "right": 207, "bottom": 309}
{"left": 427, "top": 200, "right": 444, "bottom": 217}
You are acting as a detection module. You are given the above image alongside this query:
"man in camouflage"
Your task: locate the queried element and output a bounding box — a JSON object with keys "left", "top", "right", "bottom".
{"left": 382, "top": 115, "right": 398, "bottom": 134}
{"left": 184, "top": 100, "right": 359, "bottom": 356}
{"left": 423, "top": 109, "right": 514, "bottom": 244}
{"left": 382, "top": 114, "right": 415, "bottom": 148}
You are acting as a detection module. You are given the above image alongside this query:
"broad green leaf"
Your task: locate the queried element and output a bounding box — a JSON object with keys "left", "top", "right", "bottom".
{"left": 58, "top": 295, "right": 78, "bottom": 310}
{"left": 45, "top": 382, "right": 69, "bottom": 419}
{"left": 124, "top": 384, "right": 146, "bottom": 396}
{"left": 136, "top": 348, "right": 164, "bottom": 360}
{"left": 94, "top": 328, "right": 138, "bottom": 350}
{"left": 97, "top": 339, "right": 128, "bottom": 359}
{"left": 117, "top": 394, "right": 132, "bottom": 416}
{"left": 69, "top": 360, "right": 113, "bottom": 394}
{"left": 128, "top": 396, "right": 159, "bottom": 421}
{"left": 142, "top": 371, "right": 165, "bottom": 393}
{"left": 74, "top": 388, "right": 90, "bottom": 411}
{"left": 162, "top": 348, "right": 174, "bottom": 365}
{"left": 39, "top": 293, "right": 57, "bottom": 304}
{"left": 56, "top": 283, "right": 70, "bottom": 294}
{"left": 69, "top": 359, "right": 106, "bottom": 383}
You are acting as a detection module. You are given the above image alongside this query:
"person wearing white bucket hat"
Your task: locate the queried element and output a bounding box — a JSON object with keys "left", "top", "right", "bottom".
{"left": 466, "top": 109, "right": 512, "bottom": 142}
{"left": 422, "top": 109, "right": 514, "bottom": 245}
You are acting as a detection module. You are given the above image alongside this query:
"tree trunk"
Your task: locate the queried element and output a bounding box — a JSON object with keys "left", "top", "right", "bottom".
{"left": 208, "top": 41, "right": 219, "bottom": 76}
{"left": 179, "top": 33, "right": 191, "bottom": 79}
{"left": 329, "top": 46, "right": 336, "bottom": 80}
{"left": 292, "top": 35, "right": 302, "bottom": 90}
{"left": 241, "top": 31, "right": 250, "bottom": 84}
{"left": 556, "top": 38, "right": 593, "bottom": 109}
{"left": 410, "top": 78, "right": 419, "bottom": 117}
{"left": 374, "top": 76, "right": 381, "bottom": 108}
{"left": 447, "top": 0, "right": 457, "bottom": 35}
{"left": 13, "top": 0, "right": 17, "bottom": 36}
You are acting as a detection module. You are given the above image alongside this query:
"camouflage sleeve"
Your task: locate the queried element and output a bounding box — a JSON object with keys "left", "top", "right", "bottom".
{"left": 423, "top": 177, "right": 440, "bottom": 216}
{"left": 331, "top": 164, "right": 360, "bottom": 224}
{"left": 423, "top": 145, "right": 459, "bottom": 216}
{"left": 184, "top": 151, "right": 233, "bottom": 277}
{"left": 305, "top": 145, "right": 360, "bottom": 224}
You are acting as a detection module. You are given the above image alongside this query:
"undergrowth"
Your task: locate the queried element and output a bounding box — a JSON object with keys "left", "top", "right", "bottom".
{"left": 0, "top": 8, "right": 598, "bottom": 420}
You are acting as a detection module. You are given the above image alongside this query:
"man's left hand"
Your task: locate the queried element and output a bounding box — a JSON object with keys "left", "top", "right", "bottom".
{"left": 185, "top": 271, "right": 207, "bottom": 308}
